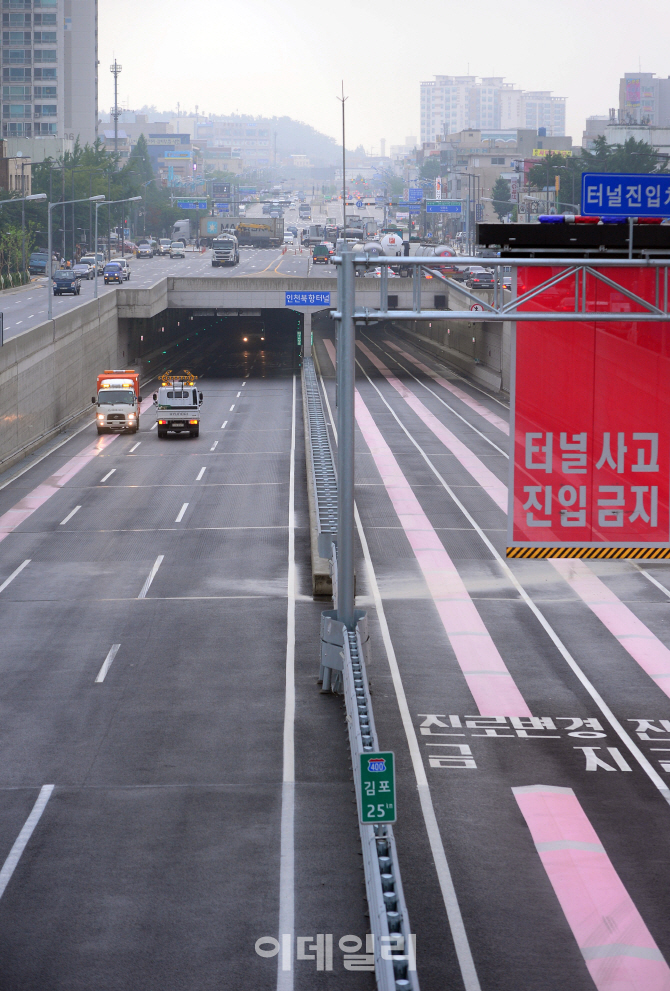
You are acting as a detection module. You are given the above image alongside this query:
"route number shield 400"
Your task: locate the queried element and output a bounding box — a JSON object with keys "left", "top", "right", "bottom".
{"left": 359, "top": 752, "right": 396, "bottom": 824}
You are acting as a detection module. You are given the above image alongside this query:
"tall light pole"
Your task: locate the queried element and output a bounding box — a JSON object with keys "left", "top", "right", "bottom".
{"left": 337, "top": 82, "right": 348, "bottom": 234}
{"left": 49, "top": 195, "right": 105, "bottom": 320}
{"left": 110, "top": 60, "right": 122, "bottom": 156}
{"left": 94, "top": 195, "right": 141, "bottom": 299}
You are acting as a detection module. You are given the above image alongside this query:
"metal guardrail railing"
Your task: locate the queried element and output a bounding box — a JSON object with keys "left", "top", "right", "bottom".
{"left": 331, "top": 253, "right": 670, "bottom": 324}
{"left": 303, "top": 356, "right": 338, "bottom": 558}
{"left": 341, "top": 614, "right": 417, "bottom": 991}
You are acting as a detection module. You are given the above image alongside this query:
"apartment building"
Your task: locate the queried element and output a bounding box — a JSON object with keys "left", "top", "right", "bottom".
{"left": 619, "top": 73, "right": 670, "bottom": 127}
{"left": 420, "top": 75, "right": 566, "bottom": 144}
{"left": 1, "top": 0, "right": 97, "bottom": 145}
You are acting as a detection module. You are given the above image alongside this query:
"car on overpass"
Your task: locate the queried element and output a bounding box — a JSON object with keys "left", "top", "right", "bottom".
{"left": 52, "top": 270, "right": 82, "bottom": 295}
{"left": 103, "top": 262, "right": 124, "bottom": 285}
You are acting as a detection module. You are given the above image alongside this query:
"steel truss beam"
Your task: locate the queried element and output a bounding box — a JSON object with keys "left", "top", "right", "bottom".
{"left": 337, "top": 255, "right": 670, "bottom": 323}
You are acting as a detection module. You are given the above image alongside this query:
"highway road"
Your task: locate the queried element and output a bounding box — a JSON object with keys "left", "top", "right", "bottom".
{"left": 311, "top": 324, "right": 670, "bottom": 991}
{"left": 3, "top": 289, "right": 670, "bottom": 985}
{"left": 0, "top": 331, "right": 372, "bottom": 990}
{"left": 2, "top": 246, "right": 333, "bottom": 344}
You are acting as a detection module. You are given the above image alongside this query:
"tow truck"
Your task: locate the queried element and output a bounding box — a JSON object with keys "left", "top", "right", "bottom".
{"left": 153, "top": 371, "right": 203, "bottom": 438}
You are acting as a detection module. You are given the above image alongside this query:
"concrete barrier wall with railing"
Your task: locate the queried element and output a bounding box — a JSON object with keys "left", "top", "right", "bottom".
{"left": 0, "top": 293, "right": 120, "bottom": 470}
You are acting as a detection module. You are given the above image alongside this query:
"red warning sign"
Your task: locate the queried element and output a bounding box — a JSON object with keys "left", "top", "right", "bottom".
{"left": 509, "top": 265, "right": 670, "bottom": 555}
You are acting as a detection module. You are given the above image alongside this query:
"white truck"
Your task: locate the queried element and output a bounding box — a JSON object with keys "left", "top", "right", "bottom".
{"left": 211, "top": 233, "right": 239, "bottom": 267}
{"left": 94, "top": 370, "right": 142, "bottom": 435}
{"left": 153, "top": 372, "right": 203, "bottom": 438}
{"left": 171, "top": 219, "right": 193, "bottom": 244}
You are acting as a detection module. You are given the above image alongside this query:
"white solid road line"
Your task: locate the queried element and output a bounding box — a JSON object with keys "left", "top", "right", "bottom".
{"left": 59, "top": 505, "right": 81, "bottom": 526}
{"left": 0, "top": 559, "right": 30, "bottom": 595}
{"left": 129, "top": 441, "right": 141, "bottom": 453}
{"left": 355, "top": 357, "right": 670, "bottom": 805}
{"left": 636, "top": 565, "right": 670, "bottom": 599}
{"left": 175, "top": 502, "right": 189, "bottom": 523}
{"left": 100, "top": 469, "right": 116, "bottom": 483}
{"left": 137, "top": 554, "right": 164, "bottom": 599}
{"left": 317, "top": 360, "right": 480, "bottom": 989}
{"left": 95, "top": 643, "right": 121, "bottom": 683}
{"left": 0, "top": 785, "right": 54, "bottom": 902}
{"left": 150, "top": 422, "right": 157, "bottom": 430}
{"left": 210, "top": 441, "right": 218, "bottom": 451}
{"left": 196, "top": 467, "right": 206, "bottom": 481}
{"left": 229, "top": 404, "right": 235, "bottom": 411}
{"left": 221, "top": 420, "right": 228, "bottom": 429}
{"left": 277, "top": 375, "right": 296, "bottom": 988}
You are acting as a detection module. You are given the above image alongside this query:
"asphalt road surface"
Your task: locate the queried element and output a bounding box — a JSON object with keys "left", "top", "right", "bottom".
{"left": 311, "top": 324, "right": 670, "bottom": 991}
{"left": 2, "top": 244, "right": 334, "bottom": 343}
{"left": 0, "top": 332, "right": 372, "bottom": 991}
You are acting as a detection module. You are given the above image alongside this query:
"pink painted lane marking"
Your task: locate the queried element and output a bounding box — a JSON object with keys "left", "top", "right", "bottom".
{"left": 354, "top": 383, "right": 530, "bottom": 717}
{"left": 327, "top": 339, "right": 670, "bottom": 704}
{"left": 355, "top": 340, "right": 508, "bottom": 512}
{"left": 551, "top": 558, "right": 670, "bottom": 700}
{"left": 384, "top": 339, "right": 510, "bottom": 435}
{"left": 0, "top": 434, "right": 118, "bottom": 544}
{"left": 513, "top": 785, "right": 670, "bottom": 990}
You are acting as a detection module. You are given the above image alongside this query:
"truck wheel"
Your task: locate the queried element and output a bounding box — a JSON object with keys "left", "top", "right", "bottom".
{"left": 190, "top": 427, "right": 199, "bottom": 438}
{"left": 97, "top": 426, "right": 105, "bottom": 435}
{"left": 157, "top": 428, "right": 167, "bottom": 438}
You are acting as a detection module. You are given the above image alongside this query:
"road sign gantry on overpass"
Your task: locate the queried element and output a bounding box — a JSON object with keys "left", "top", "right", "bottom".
{"left": 330, "top": 253, "right": 670, "bottom": 323}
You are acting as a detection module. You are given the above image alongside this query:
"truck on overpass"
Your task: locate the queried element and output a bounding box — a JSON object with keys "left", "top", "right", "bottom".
{"left": 199, "top": 216, "right": 284, "bottom": 248}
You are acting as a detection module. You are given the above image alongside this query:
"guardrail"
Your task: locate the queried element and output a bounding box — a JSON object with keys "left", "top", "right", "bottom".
{"left": 302, "top": 356, "right": 337, "bottom": 596}
{"left": 306, "top": 351, "right": 417, "bottom": 987}
{"left": 319, "top": 608, "right": 418, "bottom": 989}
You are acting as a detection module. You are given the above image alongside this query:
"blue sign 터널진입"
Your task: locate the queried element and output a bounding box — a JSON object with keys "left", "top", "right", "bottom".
{"left": 581, "top": 173, "right": 670, "bottom": 217}
{"left": 285, "top": 292, "right": 331, "bottom": 306}
{"left": 176, "top": 200, "right": 207, "bottom": 210}
{"left": 426, "top": 199, "right": 462, "bottom": 214}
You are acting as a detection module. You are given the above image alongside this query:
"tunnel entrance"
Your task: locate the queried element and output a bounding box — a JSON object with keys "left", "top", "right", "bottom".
{"left": 122, "top": 307, "right": 304, "bottom": 382}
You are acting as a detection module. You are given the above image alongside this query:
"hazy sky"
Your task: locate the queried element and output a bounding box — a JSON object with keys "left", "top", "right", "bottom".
{"left": 100, "top": 0, "right": 670, "bottom": 151}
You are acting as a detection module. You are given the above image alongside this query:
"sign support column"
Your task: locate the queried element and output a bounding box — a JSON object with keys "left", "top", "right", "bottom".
{"left": 337, "top": 249, "right": 355, "bottom": 629}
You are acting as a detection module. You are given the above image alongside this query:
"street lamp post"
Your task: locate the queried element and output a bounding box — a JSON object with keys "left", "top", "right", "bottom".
{"left": 94, "top": 195, "right": 142, "bottom": 299}
{"left": 49, "top": 194, "right": 105, "bottom": 320}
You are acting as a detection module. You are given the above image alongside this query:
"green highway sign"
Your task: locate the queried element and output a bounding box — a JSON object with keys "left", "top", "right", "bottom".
{"left": 359, "top": 751, "right": 396, "bottom": 824}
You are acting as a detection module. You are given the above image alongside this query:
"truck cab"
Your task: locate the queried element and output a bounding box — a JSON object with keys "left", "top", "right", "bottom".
{"left": 211, "top": 234, "right": 239, "bottom": 267}
{"left": 94, "top": 370, "right": 142, "bottom": 434}
{"left": 154, "top": 373, "right": 203, "bottom": 438}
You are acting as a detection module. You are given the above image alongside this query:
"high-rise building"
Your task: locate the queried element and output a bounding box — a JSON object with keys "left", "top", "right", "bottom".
{"left": 419, "top": 75, "right": 566, "bottom": 144}
{"left": 619, "top": 73, "right": 670, "bottom": 127}
{"left": 1, "top": 0, "right": 97, "bottom": 145}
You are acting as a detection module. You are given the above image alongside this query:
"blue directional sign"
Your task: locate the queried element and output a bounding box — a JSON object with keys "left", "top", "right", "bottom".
{"left": 285, "top": 291, "right": 331, "bottom": 306}
{"left": 176, "top": 200, "right": 207, "bottom": 210}
{"left": 581, "top": 173, "right": 670, "bottom": 217}
{"left": 356, "top": 199, "right": 363, "bottom": 208}
{"left": 408, "top": 188, "right": 423, "bottom": 202}
{"left": 426, "top": 199, "right": 462, "bottom": 214}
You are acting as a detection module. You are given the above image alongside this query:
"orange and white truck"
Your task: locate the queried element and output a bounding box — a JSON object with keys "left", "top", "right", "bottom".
{"left": 93, "top": 370, "right": 142, "bottom": 434}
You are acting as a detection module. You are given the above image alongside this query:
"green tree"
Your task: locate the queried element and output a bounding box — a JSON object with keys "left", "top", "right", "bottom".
{"left": 528, "top": 138, "right": 668, "bottom": 213}
{"left": 124, "top": 134, "right": 154, "bottom": 185}
{"left": 420, "top": 157, "right": 442, "bottom": 181}
{"left": 491, "top": 177, "right": 512, "bottom": 221}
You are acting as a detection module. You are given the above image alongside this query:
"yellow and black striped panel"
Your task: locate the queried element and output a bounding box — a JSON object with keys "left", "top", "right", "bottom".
{"left": 507, "top": 546, "right": 670, "bottom": 560}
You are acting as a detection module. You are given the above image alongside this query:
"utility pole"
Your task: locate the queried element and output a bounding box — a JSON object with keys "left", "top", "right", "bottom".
{"left": 110, "top": 59, "right": 122, "bottom": 156}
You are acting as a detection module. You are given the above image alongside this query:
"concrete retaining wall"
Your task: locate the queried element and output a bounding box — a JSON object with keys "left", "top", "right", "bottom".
{"left": 0, "top": 293, "right": 119, "bottom": 469}
{"left": 392, "top": 282, "right": 512, "bottom": 395}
